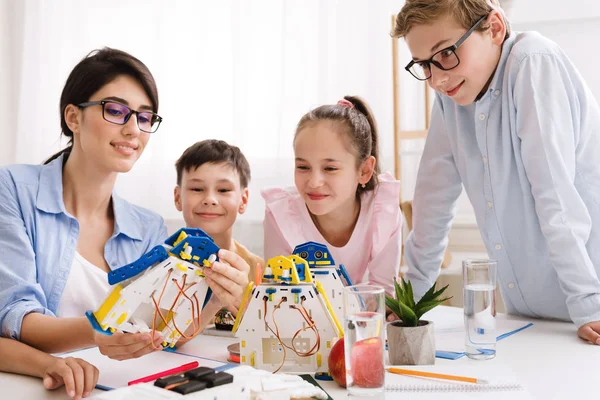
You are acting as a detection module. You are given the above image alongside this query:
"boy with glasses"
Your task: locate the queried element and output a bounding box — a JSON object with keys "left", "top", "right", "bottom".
{"left": 395, "top": 0, "right": 600, "bottom": 345}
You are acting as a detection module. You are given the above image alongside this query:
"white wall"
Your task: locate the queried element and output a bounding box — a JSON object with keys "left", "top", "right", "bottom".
{"left": 508, "top": 0, "right": 600, "bottom": 24}
{"left": 509, "top": 1, "right": 600, "bottom": 99}
{"left": 0, "top": 0, "right": 19, "bottom": 165}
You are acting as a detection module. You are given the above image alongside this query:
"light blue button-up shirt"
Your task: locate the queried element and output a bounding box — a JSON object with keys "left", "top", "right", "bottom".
{"left": 405, "top": 32, "right": 600, "bottom": 327}
{"left": 0, "top": 154, "right": 168, "bottom": 339}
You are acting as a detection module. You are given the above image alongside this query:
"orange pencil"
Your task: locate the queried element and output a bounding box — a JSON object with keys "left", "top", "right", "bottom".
{"left": 387, "top": 367, "right": 486, "bottom": 384}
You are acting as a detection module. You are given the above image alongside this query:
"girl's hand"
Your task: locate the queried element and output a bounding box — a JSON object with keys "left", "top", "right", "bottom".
{"left": 42, "top": 356, "right": 99, "bottom": 399}
{"left": 203, "top": 249, "right": 250, "bottom": 310}
{"left": 93, "top": 330, "right": 163, "bottom": 361}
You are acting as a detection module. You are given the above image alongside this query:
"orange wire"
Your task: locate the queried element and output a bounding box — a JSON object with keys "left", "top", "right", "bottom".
{"left": 269, "top": 297, "right": 321, "bottom": 362}
{"left": 151, "top": 269, "right": 174, "bottom": 349}
{"left": 288, "top": 300, "right": 320, "bottom": 356}
{"left": 299, "top": 301, "right": 320, "bottom": 354}
{"left": 151, "top": 271, "right": 204, "bottom": 348}
{"left": 292, "top": 299, "right": 320, "bottom": 353}
{"left": 170, "top": 277, "right": 203, "bottom": 339}
{"left": 263, "top": 298, "right": 287, "bottom": 373}
{"left": 169, "top": 276, "right": 198, "bottom": 338}
{"left": 154, "top": 276, "right": 188, "bottom": 336}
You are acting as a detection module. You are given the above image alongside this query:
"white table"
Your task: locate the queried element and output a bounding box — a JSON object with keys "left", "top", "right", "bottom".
{"left": 1, "top": 307, "right": 597, "bottom": 399}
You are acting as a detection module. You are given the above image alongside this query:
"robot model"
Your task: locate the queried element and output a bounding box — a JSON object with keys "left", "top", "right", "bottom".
{"left": 232, "top": 242, "right": 352, "bottom": 374}
{"left": 86, "top": 228, "right": 217, "bottom": 348}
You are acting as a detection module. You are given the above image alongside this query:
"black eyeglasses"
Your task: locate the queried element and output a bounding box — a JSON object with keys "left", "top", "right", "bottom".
{"left": 77, "top": 100, "right": 163, "bottom": 133}
{"left": 405, "top": 14, "right": 488, "bottom": 81}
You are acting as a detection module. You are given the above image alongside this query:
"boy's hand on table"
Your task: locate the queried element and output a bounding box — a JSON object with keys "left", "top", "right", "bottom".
{"left": 94, "top": 330, "right": 163, "bottom": 360}
{"left": 42, "top": 356, "right": 99, "bottom": 399}
{"left": 204, "top": 249, "right": 250, "bottom": 310}
{"left": 577, "top": 321, "right": 600, "bottom": 345}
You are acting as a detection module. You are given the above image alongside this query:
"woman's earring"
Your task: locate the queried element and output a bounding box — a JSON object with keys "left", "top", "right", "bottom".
{"left": 361, "top": 184, "right": 366, "bottom": 189}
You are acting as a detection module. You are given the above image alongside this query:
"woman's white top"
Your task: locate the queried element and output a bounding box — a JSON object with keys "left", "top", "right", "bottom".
{"left": 55, "top": 252, "right": 111, "bottom": 318}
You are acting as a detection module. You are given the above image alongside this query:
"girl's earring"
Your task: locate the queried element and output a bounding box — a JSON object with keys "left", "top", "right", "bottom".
{"left": 361, "top": 184, "right": 366, "bottom": 189}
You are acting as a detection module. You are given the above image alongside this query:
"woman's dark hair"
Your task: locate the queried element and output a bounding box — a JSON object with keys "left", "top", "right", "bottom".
{"left": 294, "top": 95, "right": 381, "bottom": 194}
{"left": 44, "top": 47, "right": 159, "bottom": 164}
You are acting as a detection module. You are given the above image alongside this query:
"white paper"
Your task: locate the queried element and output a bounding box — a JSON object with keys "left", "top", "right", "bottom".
{"left": 59, "top": 346, "right": 226, "bottom": 389}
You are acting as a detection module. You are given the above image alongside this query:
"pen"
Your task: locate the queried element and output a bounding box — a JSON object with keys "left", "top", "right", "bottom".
{"left": 387, "top": 367, "right": 487, "bottom": 384}
{"left": 128, "top": 361, "right": 200, "bottom": 385}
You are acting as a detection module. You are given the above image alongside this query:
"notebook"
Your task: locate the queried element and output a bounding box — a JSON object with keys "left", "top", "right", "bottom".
{"left": 58, "top": 346, "right": 228, "bottom": 389}
{"left": 385, "top": 364, "right": 525, "bottom": 393}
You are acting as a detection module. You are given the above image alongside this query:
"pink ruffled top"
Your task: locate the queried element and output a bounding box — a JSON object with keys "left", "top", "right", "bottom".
{"left": 261, "top": 173, "right": 402, "bottom": 294}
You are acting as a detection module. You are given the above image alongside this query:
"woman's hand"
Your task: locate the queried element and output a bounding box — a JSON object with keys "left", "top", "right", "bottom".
{"left": 42, "top": 356, "right": 99, "bottom": 399}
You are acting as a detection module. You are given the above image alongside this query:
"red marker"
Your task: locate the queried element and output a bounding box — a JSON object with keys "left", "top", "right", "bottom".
{"left": 128, "top": 361, "right": 199, "bottom": 385}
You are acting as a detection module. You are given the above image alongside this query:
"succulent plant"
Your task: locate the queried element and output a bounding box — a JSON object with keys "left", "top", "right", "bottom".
{"left": 385, "top": 277, "right": 451, "bottom": 327}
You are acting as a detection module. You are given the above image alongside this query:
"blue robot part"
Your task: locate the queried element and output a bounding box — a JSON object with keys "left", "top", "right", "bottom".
{"left": 337, "top": 264, "right": 354, "bottom": 286}
{"left": 170, "top": 235, "right": 220, "bottom": 266}
{"left": 108, "top": 245, "right": 169, "bottom": 285}
{"left": 295, "top": 261, "right": 307, "bottom": 281}
{"left": 292, "top": 242, "right": 335, "bottom": 266}
{"left": 85, "top": 310, "right": 112, "bottom": 336}
{"left": 164, "top": 227, "right": 214, "bottom": 247}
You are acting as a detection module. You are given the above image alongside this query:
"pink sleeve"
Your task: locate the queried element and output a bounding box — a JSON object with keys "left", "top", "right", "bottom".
{"left": 365, "top": 173, "right": 402, "bottom": 295}
{"left": 366, "top": 224, "right": 401, "bottom": 296}
{"left": 263, "top": 207, "right": 293, "bottom": 260}
{"left": 261, "top": 187, "right": 299, "bottom": 260}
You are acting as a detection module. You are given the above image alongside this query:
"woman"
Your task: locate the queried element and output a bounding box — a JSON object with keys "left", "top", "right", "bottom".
{"left": 0, "top": 48, "right": 249, "bottom": 396}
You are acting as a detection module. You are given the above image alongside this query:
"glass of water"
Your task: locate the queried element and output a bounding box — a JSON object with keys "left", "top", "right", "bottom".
{"left": 343, "top": 284, "right": 385, "bottom": 396}
{"left": 463, "top": 259, "right": 497, "bottom": 360}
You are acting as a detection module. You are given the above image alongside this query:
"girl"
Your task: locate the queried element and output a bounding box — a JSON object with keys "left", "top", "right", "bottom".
{"left": 0, "top": 48, "right": 249, "bottom": 395}
{"left": 262, "top": 96, "right": 401, "bottom": 299}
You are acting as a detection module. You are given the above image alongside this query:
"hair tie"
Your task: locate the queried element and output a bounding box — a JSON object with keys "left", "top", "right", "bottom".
{"left": 337, "top": 99, "right": 354, "bottom": 108}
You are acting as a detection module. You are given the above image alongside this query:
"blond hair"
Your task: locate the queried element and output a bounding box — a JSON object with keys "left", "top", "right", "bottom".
{"left": 392, "top": 0, "right": 510, "bottom": 39}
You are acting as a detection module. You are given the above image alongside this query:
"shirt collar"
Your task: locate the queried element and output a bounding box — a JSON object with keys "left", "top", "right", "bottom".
{"left": 486, "top": 32, "right": 517, "bottom": 97}
{"left": 36, "top": 154, "right": 67, "bottom": 214}
{"left": 37, "top": 153, "right": 143, "bottom": 241}
{"left": 112, "top": 193, "right": 144, "bottom": 241}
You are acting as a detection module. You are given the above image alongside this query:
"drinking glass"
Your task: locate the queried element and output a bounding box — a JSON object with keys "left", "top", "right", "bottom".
{"left": 343, "top": 284, "right": 385, "bottom": 396}
{"left": 463, "top": 259, "right": 497, "bottom": 360}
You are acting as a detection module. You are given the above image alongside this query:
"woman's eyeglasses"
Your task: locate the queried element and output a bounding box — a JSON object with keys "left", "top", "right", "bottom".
{"left": 77, "top": 100, "right": 162, "bottom": 133}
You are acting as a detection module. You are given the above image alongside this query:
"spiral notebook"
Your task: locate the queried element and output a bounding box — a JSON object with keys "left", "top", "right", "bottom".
{"left": 385, "top": 364, "right": 524, "bottom": 393}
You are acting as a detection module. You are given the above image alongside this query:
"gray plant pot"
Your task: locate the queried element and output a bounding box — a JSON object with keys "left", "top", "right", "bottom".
{"left": 386, "top": 320, "right": 435, "bottom": 365}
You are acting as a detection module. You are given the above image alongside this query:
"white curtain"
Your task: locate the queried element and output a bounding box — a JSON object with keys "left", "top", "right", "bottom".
{"left": 1, "top": 0, "right": 408, "bottom": 226}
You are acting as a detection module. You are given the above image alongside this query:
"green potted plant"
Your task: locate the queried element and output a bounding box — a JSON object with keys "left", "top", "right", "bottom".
{"left": 385, "top": 277, "right": 451, "bottom": 365}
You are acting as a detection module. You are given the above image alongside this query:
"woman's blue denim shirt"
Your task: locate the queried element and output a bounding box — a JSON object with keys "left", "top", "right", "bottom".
{"left": 0, "top": 154, "right": 168, "bottom": 339}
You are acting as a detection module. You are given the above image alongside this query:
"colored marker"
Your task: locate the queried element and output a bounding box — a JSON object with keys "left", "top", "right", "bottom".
{"left": 128, "top": 361, "right": 199, "bottom": 386}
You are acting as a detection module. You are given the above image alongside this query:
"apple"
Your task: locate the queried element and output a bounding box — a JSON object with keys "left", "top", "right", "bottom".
{"left": 349, "top": 337, "right": 384, "bottom": 388}
{"left": 328, "top": 337, "right": 346, "bottom": 387}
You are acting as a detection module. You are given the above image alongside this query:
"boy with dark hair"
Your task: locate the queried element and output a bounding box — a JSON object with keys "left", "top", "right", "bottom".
{"left": 174, "top": 140, "right": 263, "bottom": 318}
{"left": 395, "top": 0, "right": 600, "bottom": 345}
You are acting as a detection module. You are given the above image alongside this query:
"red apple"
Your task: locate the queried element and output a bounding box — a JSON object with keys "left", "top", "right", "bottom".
{"left": 349, "top": 337, "right": 384, "bottom": 388}
{"left": 328, "top": 337, "right": 346, "bottom": 387}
